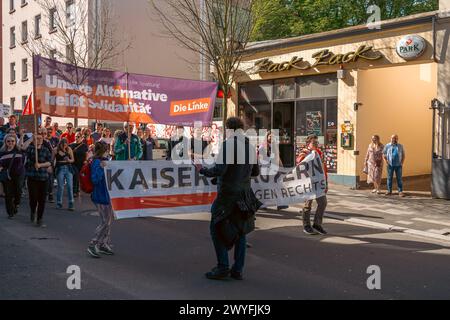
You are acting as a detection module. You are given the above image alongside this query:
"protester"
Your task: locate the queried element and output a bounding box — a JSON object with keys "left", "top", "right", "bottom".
{"left": 296, "top": 134, "right": 328, "bottom": 235}
{"left": 141, "top": 125, "right": 159, "bottom": 160}
{"left": 25, "top": 133, "right": 52, "bottom": 227}
{"left": 55, "top": 139, "right": 75, "bottom": 210}
{"left": 258, "top": 130, "right": 288, "bottom": 210}
{"left": 383, "top": 134, "right": 406, "bottom": 197}
{"left": 190, "top": 126, "right": 208, "bottom": 160}
{"left": 98, "top": 127, "right": 113, "bottom": 146}
{"left": 44, "top": 116, "right": 52, "bottom": 129}
{"left": 168, "top": 125, "right": 187, "bottom": 160}
{"left": 196, "top": 117, "right": 261, "bottom": 281}
{"left": 44, "top": 127, "right": 59, "bottom": 203}
{"left": 5, "top": 115, "right": 18, "bottom": 131}
{"left": 0, "top": 117, "right": 6, "bottom": 150}
{"left": 114, "top": 122, "right": 142, "bottom": 160}
{"left": 52, "top": 122, "right": 63, "bottom": 137}
{"left": 364, "top": 135, "right": 384, "bottom": 194}
{"left": 87, "top": 142, "right": 115, "bottom": 258}
{"left": 0, "top": 118, "right": 4, "bottom": 197}
{"left": 82, "top": 127, "right": 94, "bottom": 146}
{"left": 110, "top": 130, "right": 123, "bottom": 160}
{"left": 91, "top": 123, "right": 104, "bottom": 143}
{"left": 61, "top": 123, "right": 76, "bottom": 144}
{"left": 70, "top": 133, "right": 89, "bottom": 198}
{"left": 0, "top": 134, "right": 25, "bottom": 218}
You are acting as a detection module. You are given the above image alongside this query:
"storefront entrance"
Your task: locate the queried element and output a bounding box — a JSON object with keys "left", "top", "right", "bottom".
{"left": 239, "top": 73, "right": 338, "bottom": 171}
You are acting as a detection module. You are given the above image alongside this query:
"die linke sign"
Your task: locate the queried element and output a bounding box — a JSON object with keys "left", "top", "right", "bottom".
{"left": 254, "top": 45, "right": 383, "bottom": 73}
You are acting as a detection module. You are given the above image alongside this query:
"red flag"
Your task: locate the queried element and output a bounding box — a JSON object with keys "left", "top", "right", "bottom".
{"left": 22, "top": 92, "right": 33, "bottom": 116}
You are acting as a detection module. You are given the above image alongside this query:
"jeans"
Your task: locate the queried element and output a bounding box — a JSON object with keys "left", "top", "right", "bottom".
{"left": 27, "top": 178, "right": 48, "bottom": 222}
{"left": 387, "top": 165, "right": 403, "bottom": 193}
{"left": 210, "top": 219, "right": 247, "bottom": 273}
{"left": 302, "top": 195, "right": 328, "bottom": 227}
{"left": 2, "top": 175, "right": 24, "bottom": 216}
{"left": 56, "top": 165, "right": 74, "bottom": 206}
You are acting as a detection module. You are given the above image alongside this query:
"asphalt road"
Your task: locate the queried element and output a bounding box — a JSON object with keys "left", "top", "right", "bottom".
{"left": 1, "top": 194, "right": 450, "bottom": 300}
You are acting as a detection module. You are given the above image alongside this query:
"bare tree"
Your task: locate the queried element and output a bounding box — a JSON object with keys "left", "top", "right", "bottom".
{"left": 150, "top": 0, "right": 260, "bottom": 126}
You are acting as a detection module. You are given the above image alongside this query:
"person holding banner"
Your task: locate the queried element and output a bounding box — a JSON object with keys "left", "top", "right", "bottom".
{"left": 25, "top": 133, "right": 52, "bottom": 227}
{"left": 296, "top": 134, "right": 328, "bottom": 236}
{"left": 196, "top": 117, "right": 261, "bottom": 281}
{"left": 87, "top": 142, "right": 115, "bottom": 258}
{"left": 114, "top": 123, "right": 142, "bottom": 161}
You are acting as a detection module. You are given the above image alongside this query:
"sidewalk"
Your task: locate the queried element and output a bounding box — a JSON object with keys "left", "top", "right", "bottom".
{"left": 298, "top": 182, "right": 450, "bottom": 243}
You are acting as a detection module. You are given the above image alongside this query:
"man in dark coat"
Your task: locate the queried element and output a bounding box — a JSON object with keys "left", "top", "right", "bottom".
{"left": 196, "top": 117, "right": 260, "bottom": 281}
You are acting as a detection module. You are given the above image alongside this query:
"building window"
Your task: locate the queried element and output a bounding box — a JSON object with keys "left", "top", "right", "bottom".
{"left": 66, "top": 0, "right": 76, "bottom": 27}
{"left": 22, "top": 96, "right": 28, "bottom": 109}
{"left": 49, "top": 7, "right": 57, "bottom": 32}
{"left": 66, "top": 44, "right": 75, "bottom": 62}
{"left": 35, "top": 15, "right": 42, "bottom": 38}
{"left": 10, "top": 98, "right": 16, "bottom": 110}
{"left": 213, "top": 99, "right": 224, "bottom": 120}
{"left": 10, "top": 27, "right": 16, "bottom": 48}
{"left": 10, "top": 63, "right": 16, "bottom": 83}
{"left": 21, "top": 0, "right": 27, "bottom": 7}
{"left": 50, "top": 49, "right": 57, "bottom": 60}
{"left": 22, "top": 59, "right": 28, "bottom": 81}
{"left": 21, "top": 21, "right": 28, "bottom": 43}
{"left": 10, "top": 0, "right": 15, "bottom": 13}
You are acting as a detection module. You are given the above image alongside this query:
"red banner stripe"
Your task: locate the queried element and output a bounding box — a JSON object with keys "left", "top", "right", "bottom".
{"left": 111, "top": 192, "right": 217, "bottom": 211}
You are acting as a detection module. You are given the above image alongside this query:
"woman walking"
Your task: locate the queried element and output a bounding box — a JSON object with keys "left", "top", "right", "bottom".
{"left": 0, "top": 134, "right": 25, "bottom": 219}
{"left": 25, "top": 133, "right": 52, "bottom": 227}
{"left": 364, "top": 135, "right": 384, "bottom": 194}
{"left": 55, "top": 138, "right": 75, "bottom": 210}
{"left": 87, "top": 142, "right": 115, "bottom": 258}
{"left": 70, "top": 133, "right": 88, "bottom": 198}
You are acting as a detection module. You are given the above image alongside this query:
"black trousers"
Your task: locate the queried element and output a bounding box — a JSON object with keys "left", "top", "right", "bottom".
{"left": 72, "top": 166, "right": 80, "bottom": 194}
{"left": 27, "top": 178, "right": 48, "bottom": 222}
{"left": 2, "top": 175, "right": 24, "bottom": 217}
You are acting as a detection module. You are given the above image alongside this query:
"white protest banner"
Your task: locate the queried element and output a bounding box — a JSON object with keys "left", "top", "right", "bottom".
{"left": 0, "top": 104, "right": 11, "bottom": 118}
{"left": 105, "top": 152, "right": 326, "bottom": 220}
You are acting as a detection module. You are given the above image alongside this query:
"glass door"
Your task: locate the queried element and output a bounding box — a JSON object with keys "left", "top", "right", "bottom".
{"left": 273, "top": 102, "right": 295, "bottom": 167}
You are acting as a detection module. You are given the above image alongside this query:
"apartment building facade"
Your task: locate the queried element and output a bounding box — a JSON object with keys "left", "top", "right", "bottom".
{"left": 2, "top": 0, "right": 205, "bottom": 123}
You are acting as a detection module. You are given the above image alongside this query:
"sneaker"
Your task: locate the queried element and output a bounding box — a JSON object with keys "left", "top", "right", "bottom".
{"left": 230, "top": 270, "right": 243, "bottom": 280}
{"left": 87, "top": 245, "right": 101, "bottom": 258}
{"left": 313, "top": 224, "right": 328, "bottom": 235}
{"left": 36, "top": 220, "right": 46, "bottom": 228}
{"left": 68, "top": 204, "right": 75, "bottom": 211}
{"left": 98, "top": 244, "right": 114, "bottom": 255}
{"left": 303, "top": 225, "right": 318, "bottom": 235}
{"left": 372, "top": 189, "right": 377, "bottom": 193}
{"left": 205, "top": 267, "right": 230, "bottom": 280}
{"left": 56, "top": 203, "right": 63, "bottom": 209}
{"left": 399, "top": 192, "right": 406, "bottom": 197}
{"left": 48, "top": 194, "right": 54, "bottom": 203}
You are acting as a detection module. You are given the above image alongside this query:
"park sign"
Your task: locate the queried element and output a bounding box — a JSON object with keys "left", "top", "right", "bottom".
{"left": 396, "top": 35, "right": 427, "bottom": 60}
{"left": 33, "top": 56, "right": 218, "bottom": 126}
